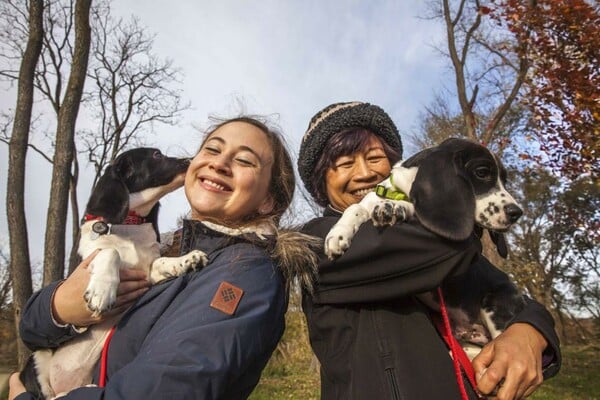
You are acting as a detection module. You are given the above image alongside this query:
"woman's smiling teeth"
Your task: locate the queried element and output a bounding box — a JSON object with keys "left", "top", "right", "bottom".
{"left": 352, "top": 187, "right": 374, "bottom": 197}
{"left": 203, "top": 178, "right": 230, "bottom": 191}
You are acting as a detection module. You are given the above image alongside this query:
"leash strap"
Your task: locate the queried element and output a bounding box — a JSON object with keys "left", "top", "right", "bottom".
{"left": 434, "top": 286, "right": 482, "bottom": 400}
{"left": 99, "top": 325, "right": 117, "bottom": 387}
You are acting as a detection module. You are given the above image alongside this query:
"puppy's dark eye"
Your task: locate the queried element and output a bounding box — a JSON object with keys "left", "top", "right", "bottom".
{"left": 153, "top": 151, "right": 163, "bottom": 159}
{"left": 474, "top": 166, "right": 492, "bottom": 179}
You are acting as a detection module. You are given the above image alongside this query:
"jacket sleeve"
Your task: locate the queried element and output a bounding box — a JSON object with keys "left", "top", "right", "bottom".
{"left": 303, "top": 217, "right": 480, "bottom": 304}
{"left": 19, "top": 281, "right": 86, "bottom": 351}
{"left": 17, "top": 247, "right": 287, "bottom": 400}
{"left": 509, "top": 297, "right": 562, "bottom": 379}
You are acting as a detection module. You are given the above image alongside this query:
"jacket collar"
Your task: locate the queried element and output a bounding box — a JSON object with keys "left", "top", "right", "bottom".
{"left": 323, "top": 205, "right": 343, "bottom": 217}
{"left": 201, "top": 220, "right": 275, "bottom": 239}
{"left": 180, "top": 219, "right": 274, "bottom": 256}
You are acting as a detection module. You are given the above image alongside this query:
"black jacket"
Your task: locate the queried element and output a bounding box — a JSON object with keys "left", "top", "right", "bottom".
{"left": 302, "top": 208, "right": 560, "bottom": 400}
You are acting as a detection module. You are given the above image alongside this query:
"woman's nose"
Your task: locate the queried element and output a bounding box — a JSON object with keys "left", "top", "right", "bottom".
{"left": 209, "top": 156, "right": 232, "bottom": 175}
{"left": 354, "top": 158, "right": 377, "bottom": 180}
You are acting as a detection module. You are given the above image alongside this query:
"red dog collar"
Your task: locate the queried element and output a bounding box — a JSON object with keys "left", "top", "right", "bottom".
{"left": 83, "top": 212, "right": 147, "bottom": 237}
{"left": 83, "top": 211, "right": 147, "bottom": 225}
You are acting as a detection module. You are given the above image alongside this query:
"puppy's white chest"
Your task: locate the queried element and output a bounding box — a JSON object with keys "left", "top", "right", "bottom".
{"left": 79, "top": 222, "right": 160, "bottom": 272}
{"left": 390, "top": 163, "right": 417, "bottom": 195}
{"left": 79, "top": 223, "right": 161, "bottom": 316}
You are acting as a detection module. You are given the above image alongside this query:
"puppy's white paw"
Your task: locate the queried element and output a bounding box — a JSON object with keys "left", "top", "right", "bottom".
{"left": 150, "top": 250, "right": 208, "bottom": 283}
{"left": 84, "top": 275, "right": 119, "bottom": 316}
{"left": 372, "top": 200, "right": 411, "bottom": 227}
{"left": 182, "top": 250, "right": 208, "bottom": 271}
{"left": 324, "top": 204, "right": 370, "bottom": 260}
{"left": 325, "top": 224, "right": 356, "bottom": 259}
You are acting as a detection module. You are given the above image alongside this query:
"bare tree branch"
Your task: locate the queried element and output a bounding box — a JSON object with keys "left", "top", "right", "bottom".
{"left": 6, "top": 0, "right": 44, "bottom": 368}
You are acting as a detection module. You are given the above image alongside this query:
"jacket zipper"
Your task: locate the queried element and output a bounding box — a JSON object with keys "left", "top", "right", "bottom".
{"left": 385, "top": 366, "right": 402, "bottom": 400}
{"left": 371, "top": 311, "right": 404, "bottom": 400}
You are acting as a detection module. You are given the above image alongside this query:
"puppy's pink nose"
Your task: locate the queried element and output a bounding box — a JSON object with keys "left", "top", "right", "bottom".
{"left": 505, "top": 204, "right": 523, "bottom": 223}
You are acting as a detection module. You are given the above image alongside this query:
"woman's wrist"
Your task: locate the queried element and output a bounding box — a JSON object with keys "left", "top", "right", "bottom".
{"left": 507, "top": 322, "right": 548, "bottom": 352}
{"left": 50, "top": 280, "right": 91, "bottom": 332}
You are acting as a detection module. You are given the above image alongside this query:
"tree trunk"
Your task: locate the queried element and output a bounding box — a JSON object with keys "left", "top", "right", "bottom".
{"left": 43, "top": 0, "right": 92, "bottom": 285}
{"left": 6, "top": 0, "right": 44, "bottom": 369}
{"left": 68, "top": 154, "right": 82, "bottom": 275}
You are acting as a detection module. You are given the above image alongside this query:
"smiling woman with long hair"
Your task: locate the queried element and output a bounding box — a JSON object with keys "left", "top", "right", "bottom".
{"left": 10, "top": 115, "right": 318, "bottom": 400}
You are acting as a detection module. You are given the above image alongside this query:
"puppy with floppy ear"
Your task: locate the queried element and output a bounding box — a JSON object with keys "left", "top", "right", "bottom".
{"left": 84, "top": 149, "right": 179, "bottom": 242}
{"left": 324, "top": 137, "right": 526, "bottom": 360}
{"left": 399, "top": 145, "right": 476, "bottom": 241}
{"left": 325, "top": 138, "right": 521, "bottom": 258}
{"left": 20, "top": 147, "right": 208, "bottom": 400}
{"left": 388, "top": 138, "right": 521, "bottom": 248}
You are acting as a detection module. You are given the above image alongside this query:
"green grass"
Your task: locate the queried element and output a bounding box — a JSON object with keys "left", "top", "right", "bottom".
{"left": 252, "top": 311, "right": 600, "bottom": 400}
{"left": 249, "top": 310, "right": 320, "bottom": 400}
{"left": 249, "top": 368, "right": 320, "bottom": 400}
{"left": 529, "top": 344, "right": 600, "bottom": 400}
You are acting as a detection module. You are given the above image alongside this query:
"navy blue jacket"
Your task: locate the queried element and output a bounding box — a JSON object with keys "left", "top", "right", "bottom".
{"left": 18, "top": 220, "right": 287, "bottom": 400}
{"left": 302, "top": 207, "right": 560, "bottom": 400}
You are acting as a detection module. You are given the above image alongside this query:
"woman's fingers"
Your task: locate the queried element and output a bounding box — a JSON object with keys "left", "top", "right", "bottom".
{"left": 116, "top": 278, "right": 151, "bottom": 296}
{"left": 114, "top": 283, "right": 150, "bottom": 307}
{"left": 115, "top": 268, "right": 150, "bottom": 307}
{"left": 474, "top": 323, "right": 546, "bottom": 399}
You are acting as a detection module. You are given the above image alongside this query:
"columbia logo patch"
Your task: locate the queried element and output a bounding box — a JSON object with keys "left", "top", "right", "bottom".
{"left": 210, "top": 281, "right": 244, "bottom": 315}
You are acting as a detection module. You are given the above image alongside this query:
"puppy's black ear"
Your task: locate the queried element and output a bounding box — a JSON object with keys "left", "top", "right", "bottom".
{"left": 112, "top": 154, "right": 136, "bottom": 181}
{"left": 488, "top": 231, "right": 508, "bottom": 258}
{"left": 84, "top": 165, "right": 129, "bottom": 224}
{"left": 410, "top": 150, "right": 475, "bottom": 240}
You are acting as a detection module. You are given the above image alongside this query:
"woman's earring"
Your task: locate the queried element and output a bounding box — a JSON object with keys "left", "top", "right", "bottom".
{"left": 258, "top": 197, "right": 274, "bottom": 215}
{"left": 258, "top": 205, "right": 270, "bottom": 215}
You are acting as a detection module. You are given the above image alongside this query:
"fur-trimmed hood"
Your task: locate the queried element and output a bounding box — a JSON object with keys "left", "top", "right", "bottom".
{"left": 161, "top": 219, "right": 321, "bottom": 293}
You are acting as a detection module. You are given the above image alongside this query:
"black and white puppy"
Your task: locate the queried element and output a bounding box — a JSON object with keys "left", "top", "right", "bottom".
{"left": 325, "top": 137, "right": 526, "bottom": 359}
{"left": 21, "top": 147, "right": 207, "bottom": 399}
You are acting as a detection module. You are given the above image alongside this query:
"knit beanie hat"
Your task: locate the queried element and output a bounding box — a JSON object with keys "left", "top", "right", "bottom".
{"left": 298, "top": 101, "right": 402, "bottom": 202}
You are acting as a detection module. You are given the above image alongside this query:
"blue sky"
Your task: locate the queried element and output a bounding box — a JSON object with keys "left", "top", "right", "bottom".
{"left": 0, "top": 1, "right": 451, "bottom": 265}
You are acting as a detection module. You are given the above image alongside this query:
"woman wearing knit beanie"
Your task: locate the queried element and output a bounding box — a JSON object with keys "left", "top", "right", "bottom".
{"left": 298, "top": 101, "right": 560, "bottom": 400}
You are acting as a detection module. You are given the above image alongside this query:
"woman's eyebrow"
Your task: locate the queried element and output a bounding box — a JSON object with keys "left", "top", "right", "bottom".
{"left": 238, "top": 145, "right": 261, "bottom": 160}
{"left": 206, "top": 136, "right": 263, "bottom": 162}
{"left": 205, "top": 136, "right": 225, "bottom": 145}
{"left": 366, "top": 145, "right": 385, "bottom": 152}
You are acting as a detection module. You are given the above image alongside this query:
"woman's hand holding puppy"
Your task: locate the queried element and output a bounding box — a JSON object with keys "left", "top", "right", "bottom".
{"left": 474, "top": 323, "right": 547, "bottom": 399}
{"left": 52, "top": 250, "right": 151, "bottom": 327}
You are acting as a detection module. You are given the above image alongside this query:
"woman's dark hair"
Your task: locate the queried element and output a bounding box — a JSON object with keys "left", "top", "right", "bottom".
{"left": 200, "top": 116, "right": 295, "bottom": 225}
{"left": 310, "top": 128, "right": 402, "bottom": 207}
